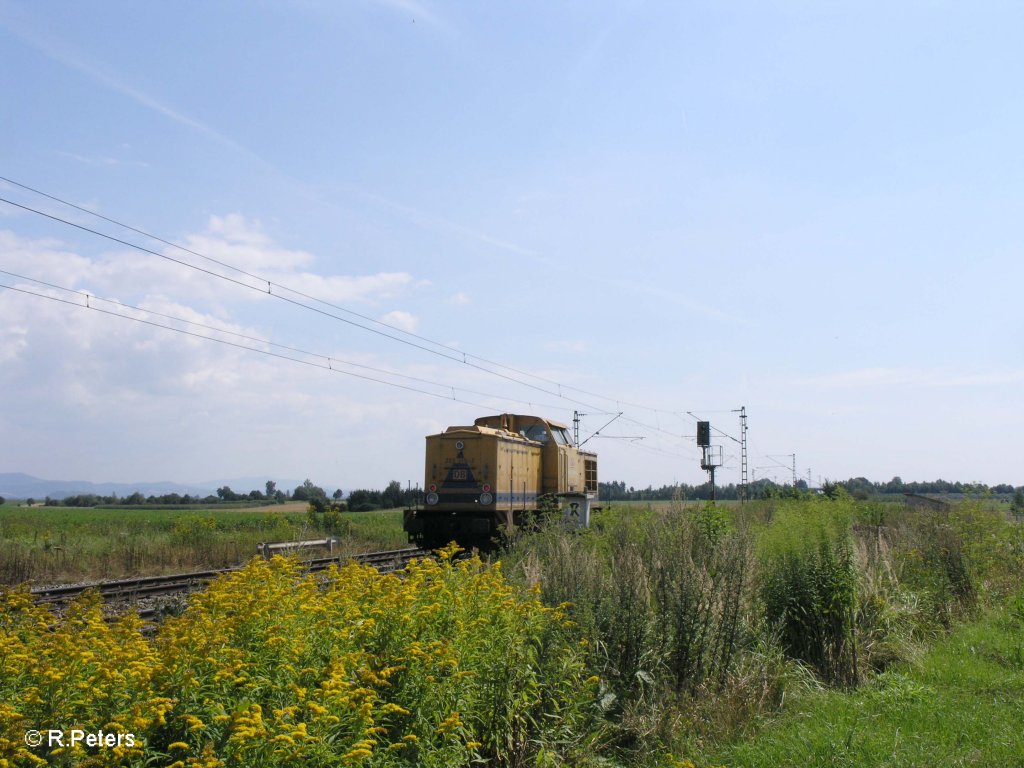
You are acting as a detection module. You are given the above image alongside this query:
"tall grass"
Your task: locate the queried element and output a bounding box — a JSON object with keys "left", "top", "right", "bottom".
{"left": 502, "top": 494, "right": 1024, "bottom": 759}
{"left": 759, "top": 499, "right": 859, "bottom": 685}
{"left": 503, "top": 502, "right": 766, "bottom": 757}
{"left": 0, "top": 505, "right": 407, "bottom": 584}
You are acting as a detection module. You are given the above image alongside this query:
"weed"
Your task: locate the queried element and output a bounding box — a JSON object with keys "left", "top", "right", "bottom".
{"left": 760, "top": 499, "right": 859, "bottom": 685}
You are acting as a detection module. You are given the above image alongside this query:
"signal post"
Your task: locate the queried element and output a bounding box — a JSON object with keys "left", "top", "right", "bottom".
{"left": 697, "top": 421, "right": 723, "bottom": 502}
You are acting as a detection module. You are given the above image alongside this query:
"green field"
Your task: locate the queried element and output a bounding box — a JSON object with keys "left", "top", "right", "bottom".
{"left": 0, "top": 501, "right": 406, "bottom": 584}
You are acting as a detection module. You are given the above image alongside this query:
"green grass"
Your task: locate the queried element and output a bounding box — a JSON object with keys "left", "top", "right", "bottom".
{"left": 0, "top": 502, "right": 407, "bottom": 584}
{"left": 701, "top": 601, "right": 1024, "bottom": 767}
{"left": 501, "top": 496, "right": 1023, "bottom": 766}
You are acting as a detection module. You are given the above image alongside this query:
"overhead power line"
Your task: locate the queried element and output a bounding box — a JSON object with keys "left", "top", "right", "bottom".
{"left": 1, "top": 276, "right": 697, "bottom": 465}
{"left": 0, "top": 270, "right": 584, "bottom": 413}
{"left": 0, "top": 176, "right": 682, "bottom": 416}
{"left": 0, "top": 176, "right": 716, "bottom": 454}
{"left": 0, "top": 193, "right": 692, "bottom": 438}
{"left": 0, "top": 279, "right": 554, "bottom": 413}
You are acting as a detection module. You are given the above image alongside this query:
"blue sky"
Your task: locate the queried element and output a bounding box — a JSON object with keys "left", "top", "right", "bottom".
{"left": 1, "top": 0, "right": 1022, "bottom": 491}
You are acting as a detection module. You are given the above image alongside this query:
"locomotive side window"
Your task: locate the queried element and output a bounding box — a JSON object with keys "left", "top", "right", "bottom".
{"left": 552, "top": 427, "right": 572, "bottom": 445}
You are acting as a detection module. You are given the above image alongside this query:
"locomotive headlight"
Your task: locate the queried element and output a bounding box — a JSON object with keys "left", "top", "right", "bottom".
{"left": 479, "top": 492, "right": 493, "bottom": 505}
{"left": 426, "top": 492, "right": 439, "bottom": 506}
{"left": 455, "top": 441, "right": 465, "bottom": 450}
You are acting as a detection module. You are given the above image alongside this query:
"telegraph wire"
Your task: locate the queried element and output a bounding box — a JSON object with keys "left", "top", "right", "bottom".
{"left": 0, "top": 176, "right": 688, "bottom": 416}
{"left": 684, "top": 410, "right": 741, "bottom": 443}
{"left": 0, "top": 178, "right": 812, "bottom": 480}
{"left": 0, "top": 281, "right": 504, "bottom": 407}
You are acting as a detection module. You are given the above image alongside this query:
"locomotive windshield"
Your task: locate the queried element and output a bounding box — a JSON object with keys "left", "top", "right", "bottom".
{"left": 519, "top": 423, "right": 573, "bottom": 446}
{"left": 519, "top": 424, "right": 550, "bottom": 443}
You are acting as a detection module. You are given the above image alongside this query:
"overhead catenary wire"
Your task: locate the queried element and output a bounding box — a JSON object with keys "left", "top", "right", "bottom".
{"left": 0, "top": 291, "right": 700, "bottom": 472}
{"left": 0, "top": 178, "right": 732, "bottom": 458}
{"left": 0, "top": 177, "right": 740, "bottom": 422}
{"left": 0, "top": 270, "right": 583, "bottom": 414}
{"left": 0, "top": 177, "right": 678, "bottom": 415}
{"left": 0, "top": 280, "right": 541, "bottom": 413}
{"left": 0, "top": 195, "right": 699, "bottom": 443}
{"left": 1, "top": 277, "right": 698, "bottom": 466}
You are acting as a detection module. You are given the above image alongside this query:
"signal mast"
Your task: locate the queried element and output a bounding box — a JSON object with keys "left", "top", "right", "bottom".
{"left": 697, "top": 421, "right": 723, "bottom": 502}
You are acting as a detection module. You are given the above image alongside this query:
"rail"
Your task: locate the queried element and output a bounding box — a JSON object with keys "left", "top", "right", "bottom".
{"left": 29, "top": 547, "right": 430, "bottom": 610}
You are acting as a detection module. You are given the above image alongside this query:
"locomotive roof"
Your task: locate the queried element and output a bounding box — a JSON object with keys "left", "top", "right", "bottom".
{"left": 426, "top": 414, "right": 567, "bottom": 442}
{"left": 472, "top": 414, "right": 570, "bottom": 430}
{"left": 437, "top": 424, "right": 533, "bottom": 440}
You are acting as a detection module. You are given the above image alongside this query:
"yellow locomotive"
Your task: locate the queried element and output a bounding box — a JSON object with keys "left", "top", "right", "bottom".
{"left": 403, "top": 414, "right": 598, "bottom": 548}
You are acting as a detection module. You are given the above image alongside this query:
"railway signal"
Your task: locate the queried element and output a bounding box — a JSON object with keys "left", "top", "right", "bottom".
{"left": 697, "top": 421, "right": 723, "bottom": 501}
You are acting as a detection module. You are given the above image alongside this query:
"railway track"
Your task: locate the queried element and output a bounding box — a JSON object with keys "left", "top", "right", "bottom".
{"left": 30, "top": 547, "right": 430, "bottom": 614}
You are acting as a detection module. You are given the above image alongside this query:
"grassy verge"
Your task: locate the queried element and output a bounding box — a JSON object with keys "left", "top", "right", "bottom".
{"left": 0, "top": 503, "right": 407, "bottom": 584}
{"left": 701, "top": 597, "right": 1024, "bottom": 767}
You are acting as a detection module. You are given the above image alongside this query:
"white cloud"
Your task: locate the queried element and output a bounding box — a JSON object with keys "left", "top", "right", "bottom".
{"left": 448, "top": 292, "right": 470, "bottom": 305}
{"left": 0, "top": 323, "right": 28, "bottom": 364}
{"left": 182, "top": 214, "right": 315, "bottom": 272}
{"left": 0, "top": 223, "right": 425, "bottom": 426}
{"left": 179, "top": 215, "right": 415, "bottom": 304}
{"left": 0, "top": 216, "right": 415, "bottom": 312}
{"left": 0, "top": 236, "right": 438, "bottom": 484}
{"left": 380, "top": 310, "right": 419, "bottom": 332}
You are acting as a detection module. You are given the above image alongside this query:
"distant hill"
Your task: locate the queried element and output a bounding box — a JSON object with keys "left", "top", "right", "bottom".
{"left": 0, "top": 473, "right": 323, "bottom": 501}
{"left": 0, "top": 473, "right": 217, "bottom": 500}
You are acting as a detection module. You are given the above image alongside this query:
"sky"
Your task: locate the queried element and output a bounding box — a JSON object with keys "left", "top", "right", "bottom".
{"left": 1, "top": 0, "right": 1023, "bottom": 492}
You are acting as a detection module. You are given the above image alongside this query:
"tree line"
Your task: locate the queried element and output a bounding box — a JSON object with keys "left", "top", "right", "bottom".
{"left": 33, "top": 478, "right": 419, "bottom": 511}
{"left": 598, "top": 479, "right": 804, "bottom": 501}
{"left": 599, "top": 476, "right": 1024, "bottom": 502}
{"left": 23, "top": 475, "right": 1023, "bottom": 510}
